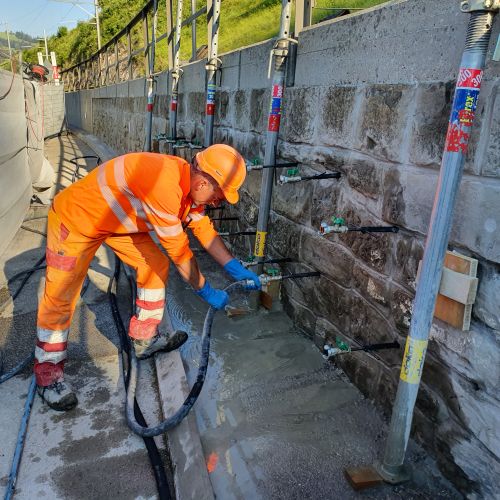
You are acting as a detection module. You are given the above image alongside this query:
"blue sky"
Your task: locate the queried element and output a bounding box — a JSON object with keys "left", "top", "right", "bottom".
{"left": 2, "top": 0, "right": 94, "bottom": 39}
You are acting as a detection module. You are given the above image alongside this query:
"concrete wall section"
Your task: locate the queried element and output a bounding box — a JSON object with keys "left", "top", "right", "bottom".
{"left": 0, "top": 70, "right": 31, "bottom": 256}
{"left": 64, "top": 0, "right": 500, "bottom": 495}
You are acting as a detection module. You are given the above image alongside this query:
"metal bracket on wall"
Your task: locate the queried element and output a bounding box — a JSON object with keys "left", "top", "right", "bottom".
{"left": 460, "top": 0, "right": 500, "bottom": 11}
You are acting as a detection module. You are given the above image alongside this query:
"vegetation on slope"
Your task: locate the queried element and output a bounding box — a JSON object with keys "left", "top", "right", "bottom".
{"left": 21, "top": 0, "right": 387, "bottom": 73}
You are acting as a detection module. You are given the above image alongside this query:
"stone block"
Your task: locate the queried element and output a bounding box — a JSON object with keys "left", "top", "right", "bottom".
{"left": 349, "top": 293, "right": 400, "bottom": 367}
{"left": 233, "top": 89, "right": 249, "bottom": 131}
{"left": 342, "top": 155, "right": 382, "bottom": 200}
{"left": 451, "top": 178, "right": 500, "bottom": 263}
{"left": 272, "top": 170, "right": 312, "bottom": 225}
{"left": 267, "top": 212, "right": 303, "bottom": 261}
{"left": 280, "top": 86, "right": 320, "bottom": 144}
{"left": 391, "top": 232, "right": 424, "bottom": 291}
{"left": 382, "top": 167, "right": 437, "bottom": 233}
{"left": 357, "top": 84, "right": 416, "bottom": 162}
{"left": 317, "top": 86, "right": 358, "bottom": 147}
{"left": 186, "top": 91, "right": 205, "bottom": 122}
{"left": 310, "top": 175, "right": 341, "bottom": 230}
{"left": 299, "top": 228, "right": 354, "bottom": 288}
{"left": 282, "top": 295, "right": 316, "bottom": 337}
{"left": 409, "top": 82, "right": 453, "bottom": 168}
{"left": 336, "top": 205, "right": 390, "bottom": 273}
{"left": 215, "top": 90, "right": 230, "bottom": 126}
{"left": 311, "top": 275, "right": 350, "bottom": 333}
{"left": 249, "top": 88, "right": 269, "bottom": 133}
{"left": 481, "top": 84, "right": 500, "bottom": 177}
{"left": 390, "top": 285, "right": 413, "bottom": 333}
{"left": 473, "top": 261, "right": 500, "bottom": 330}
{"left": 352, "top": 265, "right": 390, "bottom": 309}
{"left": 376, "top": 366, "right": 399, "bottom": 416}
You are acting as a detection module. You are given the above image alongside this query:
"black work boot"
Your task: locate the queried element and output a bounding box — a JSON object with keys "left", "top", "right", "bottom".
{"left": 37, "top": 381, "right": 78, "bottom": 411}
{"left": 133, "top": 331, "right": 188, "bottom": 360}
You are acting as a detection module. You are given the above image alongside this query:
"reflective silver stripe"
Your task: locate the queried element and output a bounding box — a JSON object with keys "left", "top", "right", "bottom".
{"left": 142, "top": 202, "right": 180, "bottom": 223}
{"left": 35, "top": 346, "right": 67, "bottom": 364}
{"left": 114, "top": 156, "right": 153, "bottom": 230}
{"left": 188, "top": 211, "right": 205, "bottom": 222}
{"left": 154, "top": 223, "right": 183, "bottom": 238}
{"left": 137, "top": 287, "right": 165, "bottom": 302}
{"left": 97, "top": 161, "right": 137, "bottom": 232}
{"left": 37, "top": 328, "right": 69, "bottom": 344}
{"left": 136, "top": 306, "right": 164, "bottom": 322}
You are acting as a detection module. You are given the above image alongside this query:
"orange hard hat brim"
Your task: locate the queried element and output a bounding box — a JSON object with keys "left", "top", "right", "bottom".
{"left": 222, "top": 188, "right": 239, "bottom": 204}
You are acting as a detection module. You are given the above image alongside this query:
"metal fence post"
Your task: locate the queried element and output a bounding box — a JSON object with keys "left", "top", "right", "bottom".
{"left": 377, "top": 2, "right": 499, "bottom": 484}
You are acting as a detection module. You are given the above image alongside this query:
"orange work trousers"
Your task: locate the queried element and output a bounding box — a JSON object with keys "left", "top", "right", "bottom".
{"left": 34, "top": 208, "right": 169, "bottom": 386}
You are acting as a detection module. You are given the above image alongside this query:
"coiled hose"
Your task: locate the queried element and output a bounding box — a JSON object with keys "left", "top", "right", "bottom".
{"left": 125, "top": 280, "right": 245, "bottom": 437}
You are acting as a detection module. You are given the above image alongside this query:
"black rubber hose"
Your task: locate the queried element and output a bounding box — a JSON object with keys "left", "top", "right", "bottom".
{"left": 107, "top": 259, "right": 171, "bottom": 500}
{"left": 126, "top": 281, "right": 245, "bottom": 438}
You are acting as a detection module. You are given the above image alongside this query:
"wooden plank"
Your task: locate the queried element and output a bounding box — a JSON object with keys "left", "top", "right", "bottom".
{"left": 417, "top": 251, "right": 478, "bottom": 331}
{"left": 344, "top": 466, "right": 383, "bottom": 490}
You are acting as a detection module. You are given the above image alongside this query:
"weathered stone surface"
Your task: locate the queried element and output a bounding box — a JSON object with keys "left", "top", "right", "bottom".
{"left": 337, "top": 206, "right": 390, "bottom": 273}
{"left": 474, "top": 261, "right": 500, "bottom": 330}
{"left": 342, "top": 155, "right": 382, "bottom": 200}
{"left": 390, "top": 285, "right": 414, "bottom": 333}
{"left": 352, "top": 265, "right": 390, "bottom": 309}
{"left": 267, "top": 212, "right": 302, "bottom": 260}
{"left": 312, "top": 275, "right": 351, "bottom": 333}
{"left": 272, "top": 170, "right": 312, "bottom": 225}
{"left": 317, "top": 86, "right": 358, "bottom": 147}
{"left": 215, "top": 90, "right": 230, "bottom": 125}
{"left": 311, "top": 177, "right": 341, "bottom": 230}
{"left": 409, "top": 82, "right": 453, "bottom": 168}
{"left": 282, "top": 295, "right": 316, "bottom": 336}
{"left": 358, "top": 84, "right": 415, "bottom": 162}
{"left": 233, "top": 89, "right": 249, "bottom": 130}
{"left": 280, "top": 87, "right": 319, "bottom": 144}
{"left": 249, "top": 88, "right": 268, "bottom": 132}
{"left": 482, "top": 84, "right": 500, "bottom": 178}
{"left": 391, "top": 232, "right": 424, "bottom": 291}
{"left": 349, "top": 293, "right": 400, "bottom": 365}
{"left": 299, "top": 228, "right": 354, "bottom": 288}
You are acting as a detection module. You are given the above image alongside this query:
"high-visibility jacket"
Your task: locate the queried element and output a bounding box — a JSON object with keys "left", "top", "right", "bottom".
{"left": 53, "top": 153, "right": 218, "bottom": 264}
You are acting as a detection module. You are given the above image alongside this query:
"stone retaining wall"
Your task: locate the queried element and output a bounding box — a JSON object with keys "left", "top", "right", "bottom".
{"left": 65, "top": 0, "right": 500, "bottom": 495}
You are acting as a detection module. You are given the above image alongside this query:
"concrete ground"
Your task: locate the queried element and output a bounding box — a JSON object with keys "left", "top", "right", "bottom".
{"left": 1, "top": 131, "right": 460, "bottom": 499}
{"left": 0, "top": 134, "right": 167, "bottom": 499}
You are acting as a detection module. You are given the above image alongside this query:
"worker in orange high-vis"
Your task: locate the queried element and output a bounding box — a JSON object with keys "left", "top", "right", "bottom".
{"left": 35, "top": 144, "right": 261, "bottom": 411}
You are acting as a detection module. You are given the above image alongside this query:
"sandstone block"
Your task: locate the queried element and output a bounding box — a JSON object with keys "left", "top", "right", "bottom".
{"left": 473, "top": 261, "right": 500, "bottom": 330}
{"left": 280, "top": 86, "right": 319, "bottom": 144}
{"left": 358, "top": 84, "right": 416, "bottom": 162}
{"left": 267, "top": 212, "right": 303, "bottom": 260}
{"left": 311, "top": 275, "right": 351, "bottom": 332}
{"left": 317, "top": 86, "right": 358, "bottom": 147}
{"left": 390, "top": 285, "right": 414, "bottom": 333}
{"left": 352, "top": 265, "right": 390, "bottom": 309}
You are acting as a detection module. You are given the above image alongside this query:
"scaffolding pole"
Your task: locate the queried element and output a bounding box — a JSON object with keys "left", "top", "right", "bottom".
{"left": 204, "top": 0, "right": 221, "bottom": 147}
{"left": 169, "top": 0, "right": 184, "bottom": 146}
{"left": 377, "top": 2, "right": 499, "bottom": 484}
{"left": 145, "top": 0, "right": 159, "bottom": 152}
{"left": 253, "top": 0, "right": 294, "bottom": 274}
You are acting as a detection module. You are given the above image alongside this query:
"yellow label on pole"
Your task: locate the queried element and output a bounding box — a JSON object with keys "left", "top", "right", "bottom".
{"left": 254, "top": 231, "right": 267, "bottom": 257}
{"left": 400, "top": 337, "right": 428, "bottom": 384}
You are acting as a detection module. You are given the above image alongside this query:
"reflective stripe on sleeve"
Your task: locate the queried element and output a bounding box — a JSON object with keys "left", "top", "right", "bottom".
{"left": 142, "top": 202, "right": 181, "bottom": 222}
{"left": 188, "top": 211, "right": 205, "bottom": 222}
{"left": 154, "top": 223, "right": 184, "bottom": 238}
{"left": 97, "top": 161, "right": 138, "bottom": 232}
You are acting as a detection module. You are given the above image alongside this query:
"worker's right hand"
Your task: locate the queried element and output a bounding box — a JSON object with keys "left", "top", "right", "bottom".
{"left": 195, "top": 281, "right": 229, "bottom": 310}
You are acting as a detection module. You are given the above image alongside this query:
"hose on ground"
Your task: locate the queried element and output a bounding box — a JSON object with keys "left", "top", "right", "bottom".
{"left": 4, "top": 375, "right": 37, "bottom": 500}
{"left": 125, "top": 280, "right": 246, "bottom": 438}
{"left": 107, "top": 258, "right": 171, "bottom": 500}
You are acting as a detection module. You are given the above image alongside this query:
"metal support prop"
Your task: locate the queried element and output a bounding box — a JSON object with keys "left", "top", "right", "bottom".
{"left": 145, "top": 0, "right": 159, "bottom": 152}
{"left": 191, "top": 0, "right": 197, "bottom": 60}
{"left": 204, "top": 0, "right": 221, "bottom": 147}
{"left": 378, "top": 4, "right": 498, "bottom": 484}
{"left": 169, "top": 0, "right": 184, "bottom": 148}
{"left": 253, "top": 0, "right": 294, "bottom": 274}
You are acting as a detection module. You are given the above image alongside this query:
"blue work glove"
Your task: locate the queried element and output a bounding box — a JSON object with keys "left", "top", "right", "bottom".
{"left": 223, "top": 258, "right": 261, "bottom": 290}
{"left": 195, "top": 281, "right": 229, "bottom": 310}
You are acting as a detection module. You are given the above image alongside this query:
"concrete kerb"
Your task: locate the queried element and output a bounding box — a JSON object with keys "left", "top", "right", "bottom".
{"left": 67, "top": 128, "right": 214, "bottom": 498}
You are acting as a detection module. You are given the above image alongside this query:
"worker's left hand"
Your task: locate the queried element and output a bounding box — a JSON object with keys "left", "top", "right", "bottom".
{"left": 223, "top": 259, "right": 261, "bottom": 290}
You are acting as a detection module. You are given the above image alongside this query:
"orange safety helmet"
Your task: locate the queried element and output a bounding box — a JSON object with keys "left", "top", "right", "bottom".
{"left": 195, "top": 144, "right": 247, "bottom": 204}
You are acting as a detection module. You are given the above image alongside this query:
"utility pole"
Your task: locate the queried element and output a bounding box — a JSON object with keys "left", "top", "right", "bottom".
{"left": 376, "top": 0, "right": 500, "bottom": 485}
{"left": 1, "top": 23, "right": 13, "bottom": 71}
{"left": 191, "top": 0, "right": 197, "bottom": 60}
